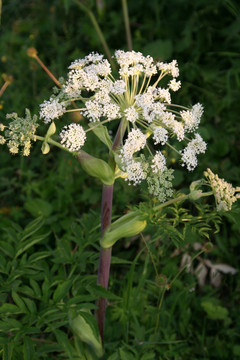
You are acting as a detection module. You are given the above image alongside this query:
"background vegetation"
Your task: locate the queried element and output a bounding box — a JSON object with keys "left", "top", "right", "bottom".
{"left": 0, "top": 0, "right": 240, "bottom": 359}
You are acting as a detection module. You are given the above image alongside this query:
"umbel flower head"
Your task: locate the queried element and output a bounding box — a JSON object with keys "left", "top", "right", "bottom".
{"left": 3, "top": 50, "right": 208, "bottom": 203}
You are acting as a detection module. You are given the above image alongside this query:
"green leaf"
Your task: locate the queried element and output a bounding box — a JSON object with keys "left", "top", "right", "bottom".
{"left": 119, "top": 349, "right": 135, "bottom": 360}
{"left": 140, "top": 352, "right": 156, "bottom": 360}
{"left": 0, "top": 241, "right": 15, "bottom": 258}
{"left": 201, "top": 300, "right": 229, "bottom": 320}
{"left": 53, "top": 280, "right": 73, "bottom": 302}
{"left": 0, "top": 319, "right": 21, "bottom": 332}
{"left": 89, "top": 122, "right": 113, "bottom": 150}
{"left": 23, "top": 337, "right": 35, "bottom": 360}
{"left": 86, "top": 284, "right": 121, "bottom": 300}
{"left": 23, "top": 297, "right": 37, "bottom": 314}
{"left": 11, "top": 290, "right": 28, "bottom": 313}
{"left": 111, "top": 256, "right": 132, "bottom": 264}
{"left": 28, "top": 251, "right": 51, "bottom": 263}
{"left": 30, "top": 279, "right": 42, "bottom": 298}
{"left": 24, "top": 199, "right": 53, "bottom": 218}
{"left": 21, "top": 216, "right": 45, "bottom": 241}
{"left": 0, "top": 304, "right": 22, "bottom": 314}
{"left": 35, "top": 343, "right": 62, "bottom": 355}
{"left": 16, "top": 233, "right": 50, "bottom": 258}
{"left": 3, "top": 343, "right": 13, "bottom": 360}
{"left": 54, "top": 329, "right": 75, "bottom": 357}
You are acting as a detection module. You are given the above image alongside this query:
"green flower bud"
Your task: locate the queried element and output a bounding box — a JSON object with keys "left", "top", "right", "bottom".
{"left": 101, "top": 211, "right": 147, "bottom": 248}
{"left": 41, "top": 142, "right": 50, "bottom": 154}
{"left": 78, "top": 150, "right": 114, "bottom": 185}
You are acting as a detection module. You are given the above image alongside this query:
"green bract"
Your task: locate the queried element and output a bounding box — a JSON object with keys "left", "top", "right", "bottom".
{"left": 101, "top": 211, "right": 147, "bottom": 248}
{"left": 78, "top": 150, "right": 115, "bottom": 186}
{"left": 69, "top": 310, "right": 104, "bottom": 357}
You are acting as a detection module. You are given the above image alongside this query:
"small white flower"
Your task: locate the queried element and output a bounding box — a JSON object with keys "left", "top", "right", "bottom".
{"left": 120, "top": 128, "right": 147, "bottom": 161}
{"left": 40, "top": 98, "right": 66, "bottom": 123}
{"left": 60, "top": 123, "right": 86, "bottom": 152}
{"left": 181, "top": 103, "right": 204, "bottom": 132}
{"left": 111, "top": 80, "right": 126, "bottom": 95}
{"left": 83, "top": 100, "right": 103, "bottom": 122}
{"left": 103, "top": 103, "right": 121, "bottom": 121}
{"left": 168, "top": 79, "right": 181, "bottom": 92}
{"left": 157, "top": 88, "right": 171, "bottom": 104}
{"left": 151, "top": 151, "right": 167, "bottom": 173}
{"left": 124, "top": 160, "right": 147, "bottom": 185}
{"left": 152, "top": 126, "right": 168, "bottom": 145}
{"left": 124, "top": 106, "right": 139, "bottom": 124}
{"left": 157, "top": 60, "right": 179, "bottom": 78}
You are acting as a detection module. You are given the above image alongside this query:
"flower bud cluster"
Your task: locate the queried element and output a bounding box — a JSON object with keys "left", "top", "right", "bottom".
{"left": 1, "top": 109, "right": 38, "bottom": 156}
{"left": 205, "top": 168, "right": 239, "bottom": 211}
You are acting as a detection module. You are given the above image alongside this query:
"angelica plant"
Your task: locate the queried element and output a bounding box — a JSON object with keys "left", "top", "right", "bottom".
{"left": 1, "top": 50, "right": 239, "bottom": 351}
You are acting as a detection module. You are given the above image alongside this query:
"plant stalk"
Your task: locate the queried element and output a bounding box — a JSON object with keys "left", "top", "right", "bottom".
{"left": 96, "top": 119, "right": 127, "bottom": 344}
{"left": 96, "top": 185, "right": 113, "bottom": 343}
{"left": 121, "top": 0, "right": 132, "bottom": 51}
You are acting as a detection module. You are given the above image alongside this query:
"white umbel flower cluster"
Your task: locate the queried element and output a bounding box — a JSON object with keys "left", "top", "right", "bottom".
{"left": 4, "top": 50, "right": 208, "bottom": 202}
{"left": 124, "top": 106, "right": 139, "bottom": 123}
{"left": 50, "top": 49, "right": 206, "bottom": 200}
{"left": 60, "top": 123, "right": 86, "bottom": 152}
{"left": 205, "top": 168, "right": 239, "bottom": 211}
{"left": 152, "top": 126, "right": 168, "bottom": 145}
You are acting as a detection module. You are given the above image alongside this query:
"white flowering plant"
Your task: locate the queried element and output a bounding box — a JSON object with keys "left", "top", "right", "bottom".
{"left": 1, "top": 50, "right": 239, "bottom": 351}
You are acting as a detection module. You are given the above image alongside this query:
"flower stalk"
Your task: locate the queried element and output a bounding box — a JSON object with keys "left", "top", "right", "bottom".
{"left": 97, "top": 185, "right": 114, "bottom": 343}
{"left": 121, "top": 0, "right": 132, "bottom": 51}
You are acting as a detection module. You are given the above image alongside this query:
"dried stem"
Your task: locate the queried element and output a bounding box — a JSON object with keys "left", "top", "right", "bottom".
{"left": 0, "top": 75, "right": 13, "bottom": 98}
{"left": 34, "top": 54, "right": 62, "bottom": 88}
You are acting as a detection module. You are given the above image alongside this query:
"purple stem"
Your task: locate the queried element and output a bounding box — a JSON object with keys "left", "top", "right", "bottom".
{"left": 96, "top": 185, "right": 113, "bottom": 343}
{"left": 96, "top": 120, "right": 127, "bottom": 344}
